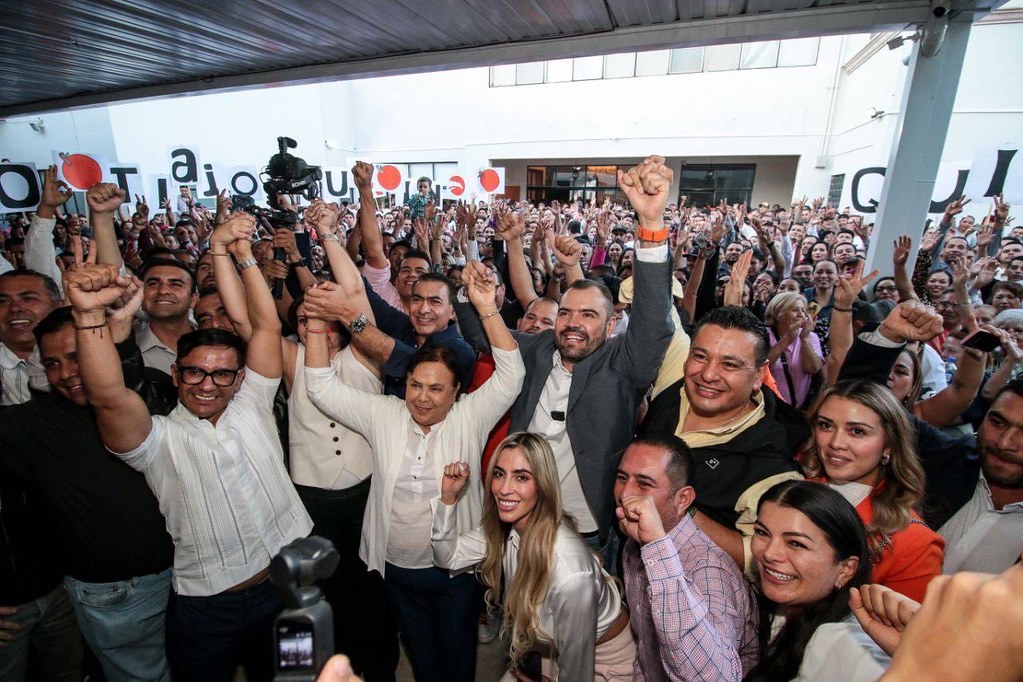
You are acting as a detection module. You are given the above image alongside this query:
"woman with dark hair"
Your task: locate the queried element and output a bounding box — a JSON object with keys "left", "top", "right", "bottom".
{"left": 746, "top": 480, "right": 873, "bottom": 682}
{"left": 304, "top": 262, "right": 525, "bottom": 682}
{"left": 433, "top": 432, "right": 634, "bottom": 681}
{"left": 801, "top": 381, "right": 944, "bottom": 601}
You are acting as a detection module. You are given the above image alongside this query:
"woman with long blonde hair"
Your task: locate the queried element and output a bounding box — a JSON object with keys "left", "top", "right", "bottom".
{"left": 801, "top": 380, "right": 944, "bottom": 601}
{"left": 432, "top": 432, "right": 634, "bottom": 681}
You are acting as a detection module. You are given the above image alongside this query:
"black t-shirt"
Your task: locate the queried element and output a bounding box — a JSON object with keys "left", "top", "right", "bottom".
{"left": 0, "top": 392, "right": 174, "bottom": 583}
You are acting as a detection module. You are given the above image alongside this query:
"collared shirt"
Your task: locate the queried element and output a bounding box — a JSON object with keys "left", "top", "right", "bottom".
{"left": 674, "top": 388, "right": 766, "bottom": 448}
{"left": 134, "top": 319, "right": 187, "bottom": 376}
{"left": 363, "top": 262, "right": 406, "bottom": 313}
{"left": 432, "top": 506, "right": 622, "bottom": 681}
{"left": 405, "top": 193, "right": 431, "bottom": 219}
{"left": 623, "top": 514, "right": 759, "bottom": 682}
{"left": 0, "top": 343, "right": 47, "bottom": 405}
{"left": 528, "top": 350, "right": 598, "bottom": 533}
{"left": 115, "top": 368, "right": 313, "bottom": 597}
{"left": 386, "top": 422, "right": 438, "bottom": 568}
{"left": 939, "top": 473, "right": 1023, "bottom": 574}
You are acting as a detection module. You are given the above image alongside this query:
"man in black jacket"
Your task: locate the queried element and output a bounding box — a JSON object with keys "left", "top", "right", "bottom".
{"left": 0, "top": 303, "right": 176, "bottom": 681}
{"left": 642, "top": 306, "right": 807, "bottom": 574}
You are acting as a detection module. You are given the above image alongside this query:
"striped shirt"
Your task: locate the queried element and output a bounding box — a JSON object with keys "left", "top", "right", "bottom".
{"left": 624, "top": 513, "right": 760, "bottom": 681}
{"left": 115, "top": 368, "right": 312, "bottom": 596}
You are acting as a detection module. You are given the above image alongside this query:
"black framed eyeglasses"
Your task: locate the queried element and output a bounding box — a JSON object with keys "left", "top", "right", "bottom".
{"left": 178, "top": 366, "right": 241, "bottom": 387}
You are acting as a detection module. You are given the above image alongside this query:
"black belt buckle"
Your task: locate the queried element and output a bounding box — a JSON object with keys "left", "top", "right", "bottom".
{"left": 551, "top": 410, "right": 566, "bottom": 422}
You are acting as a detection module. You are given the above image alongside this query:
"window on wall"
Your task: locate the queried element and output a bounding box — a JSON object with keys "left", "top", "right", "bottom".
{"left": 669, "top": 47, "right": 704, "bottom": 73}
{"left": 828, "top": 174, "right": 845, "bottom": 209}
{"left": 679, "top": 164, "right": 756, "bottom": 207}
{"left": 604, "top": 53, "right": 636, "bottom": 79}
{"left": 526, "top": 164, "right": 628, "bottom": 205}
{"left": 489, "top": 37, "right": 820, "bottom": 86}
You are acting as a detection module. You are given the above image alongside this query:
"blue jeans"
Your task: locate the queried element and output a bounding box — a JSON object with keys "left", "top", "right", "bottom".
{"left": 584, "top": 529, "right": 621, "bottom": 578}
{"left": 383, "top": 564, "right": 479, "bottom": 682}
{"left": 63, "top": 568, "right": 171, "bottom": 682}
{"left": 0, "top": 585, "right": 83, "bottom": 681}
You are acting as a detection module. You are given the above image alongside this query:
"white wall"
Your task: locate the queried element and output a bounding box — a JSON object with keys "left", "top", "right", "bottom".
{"left": 2, "top": 22, "right": 1020, "bottom": 216}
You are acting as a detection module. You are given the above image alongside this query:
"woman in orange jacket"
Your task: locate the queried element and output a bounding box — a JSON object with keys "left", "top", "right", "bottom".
{"left": 801, "top": 380, "right": 944, "bottom": 602}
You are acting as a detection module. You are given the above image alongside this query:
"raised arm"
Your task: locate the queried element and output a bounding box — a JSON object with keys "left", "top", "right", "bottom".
{"left": 26, "top": 166, "right": 69, "bottom": 291}
{"left": 352, "top": 162, "right": 389, "bottom": 271}
{"left": 548, "top": 231, "right": 584, "bottom": 289}
{"left": 827, "top": 263, "right": 878, "bottom": 384}
{"left": 495, "top": 207, "right": 537, "bottom": 309}
{"left": 616, "top": 156, "right": 674, "bottom": 386}
{"left": 86, "top": 183, "right": 127, "bottom": 267}
{"left": 225, "top": 211, "right": 283, "bottom": 378}
{"left": 892, "top": 236, "right": 920, "bottom": 303}
{"left": 914, "top": 339, "right": 986, "bottom": 427}
{"left": 67, "top": 264, "right": 153, "bottom": 453}
{"left": 209, "top": 216, "right": 255, "bottom": 340}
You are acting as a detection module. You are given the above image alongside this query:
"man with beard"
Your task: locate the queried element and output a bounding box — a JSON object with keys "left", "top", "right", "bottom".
{"left": 935, "top": 380, "right": 1023, "bottom": 574}
{"left": 506, "top": 156, "right": 674, "bottom": 565}
{"left": 135, "top": 258, "right": 197, "bottom": 376}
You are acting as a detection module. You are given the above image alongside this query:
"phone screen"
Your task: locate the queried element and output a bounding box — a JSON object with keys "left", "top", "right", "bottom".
{"left": 962, "top": 330, "right": 1001, "bottom": 353}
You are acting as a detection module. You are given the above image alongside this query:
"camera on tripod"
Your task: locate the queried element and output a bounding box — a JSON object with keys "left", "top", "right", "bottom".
{"left": 271, "top": 536, "right": 339, "bottom": 680}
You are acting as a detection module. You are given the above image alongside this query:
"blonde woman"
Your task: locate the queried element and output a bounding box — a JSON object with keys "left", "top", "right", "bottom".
{"left": 433, "top": 432, "right": 634, "bottom": 681}
{"left": 765, "top": 292, "right": 824, "bottom": 408}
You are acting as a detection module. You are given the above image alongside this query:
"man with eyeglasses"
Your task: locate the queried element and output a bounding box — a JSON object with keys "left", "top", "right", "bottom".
{"left": 69, "top": 212, "right": 312, "bottom": 681}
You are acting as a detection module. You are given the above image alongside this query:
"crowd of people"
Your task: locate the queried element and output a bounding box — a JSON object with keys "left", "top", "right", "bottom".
{"left": 0, "top": 155, "right": 1020, "bottom": 682}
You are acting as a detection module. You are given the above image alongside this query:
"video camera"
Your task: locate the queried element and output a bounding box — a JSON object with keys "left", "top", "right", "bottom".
{"left": 271, "top": 536, "right": 338, "bottom": 680}
{"left": 249, "top": 136, "right": 322, "bottom": 298}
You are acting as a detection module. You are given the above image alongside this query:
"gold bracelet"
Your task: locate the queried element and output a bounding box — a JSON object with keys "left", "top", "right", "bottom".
{"left": 480, "top": 310, "right": 501, "bottom": 321}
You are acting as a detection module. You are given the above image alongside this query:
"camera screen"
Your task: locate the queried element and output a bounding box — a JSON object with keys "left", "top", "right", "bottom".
{"left": 276, "top": 620, "right": 316, "bottom": 671}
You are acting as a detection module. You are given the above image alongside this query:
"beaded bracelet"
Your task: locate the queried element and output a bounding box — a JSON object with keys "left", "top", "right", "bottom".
{"left": 73, "top": 321, "right": 109, "bottom": 331}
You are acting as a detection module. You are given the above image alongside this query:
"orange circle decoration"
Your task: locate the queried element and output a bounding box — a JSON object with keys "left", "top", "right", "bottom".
{"left": 376, "top": 165, "right": 401, "bottom": 191}
{"left": 449, "top": 176, "right": 465, "bottom": 196}
{"left": 60, "top": 153, "right": 103, "bottom": 189}
{"left": 479, "top": 168, "right": 500, "bottom": 193}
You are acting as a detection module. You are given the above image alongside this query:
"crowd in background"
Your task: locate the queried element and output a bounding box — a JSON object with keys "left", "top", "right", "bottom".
{"left": 0, "top": 156, "right": 1020, "bottom": 682}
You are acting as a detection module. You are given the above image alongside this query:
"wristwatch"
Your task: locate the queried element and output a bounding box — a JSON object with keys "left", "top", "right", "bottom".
{"left": 349, "top": 313, "right": 368, "bottom": 334}
{"left": 237, "top": 257, "right": 258, "bottom": 270}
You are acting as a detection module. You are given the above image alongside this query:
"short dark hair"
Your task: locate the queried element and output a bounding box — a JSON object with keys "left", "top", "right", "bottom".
{"left": 564, "top": 278, "right": 614, "bottom": 318}
{"left": 991, "top": 377, "right": 1023, "bottom": 404}
{"left": 412, "top": 273, "right": 457, "bottom": 304}
{"left": 141, "top": 257, "right": 196, "bottom": 293}
{"left": 991, "top": 281, "right": 1023, "bottom": 299}
{"left": 400, "top": 249, "right": 431, "bottom": 267}
{"left": 416, "top": 176, "right": 431, "bottom": 186}
{"left": 628, "top": 433, "right": 693, "bottom": 493}
{"left": 407, "top": 344, "right": 464, "bottom": 394}
{"left": 525, "top": 296, "right": 559, "bottom": 313}
{"left": 0, "top": 269, "right": 62, "bottom": 305}
{"left": 693, "top": 305, "right": 770, "bottom": 365}
{"left": 33, "top": 305, "right": 74, "bottom": 347}
{"left": 175, "top": 328, "right": 246, "bottom": 367}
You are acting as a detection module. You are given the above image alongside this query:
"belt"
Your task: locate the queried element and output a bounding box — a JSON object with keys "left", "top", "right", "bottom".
{"left": 225, "top": 567, "right": 269, "bottom": 593}
{"left": 596, "top": 607, "right": 630, "bottom": 646}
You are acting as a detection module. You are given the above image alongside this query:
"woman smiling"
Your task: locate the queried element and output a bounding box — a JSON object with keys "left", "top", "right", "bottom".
{"left": 801, "top": 381, "right": 944, "bottom": 601}
{"left": 433, "top": 433, "right": 634, "bottom": 681}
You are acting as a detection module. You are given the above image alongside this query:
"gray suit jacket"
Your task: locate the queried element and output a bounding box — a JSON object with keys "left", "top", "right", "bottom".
{"left": 509, "top": 255, "right": 674, "bottom": 539}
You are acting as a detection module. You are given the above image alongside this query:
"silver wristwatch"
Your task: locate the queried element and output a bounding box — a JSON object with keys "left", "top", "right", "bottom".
{"left": 349, "top": 313, "right": 368, "bottom": 334}
{"left": 237, "top": 257, "right": 258, "bottom": 270}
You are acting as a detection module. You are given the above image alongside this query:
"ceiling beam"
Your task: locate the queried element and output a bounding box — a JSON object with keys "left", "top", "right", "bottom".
{"left": 0, "top": 0, "right": 938, "bottom": 117}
